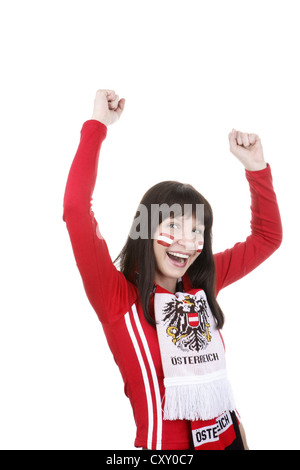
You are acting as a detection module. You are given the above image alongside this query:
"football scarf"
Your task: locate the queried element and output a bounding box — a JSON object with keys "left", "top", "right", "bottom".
{"left": 154, "top": 284, "right": 236, "bottom": 425}
{"left": 191, "top": 410, "right": 241, "bottom": 450}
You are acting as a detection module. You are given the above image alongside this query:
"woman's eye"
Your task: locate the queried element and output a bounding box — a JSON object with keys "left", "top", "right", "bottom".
{"left": 169, "top": 223, "right": 179, "bottom": 230}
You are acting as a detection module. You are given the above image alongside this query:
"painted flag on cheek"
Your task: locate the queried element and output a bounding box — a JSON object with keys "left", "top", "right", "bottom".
{"left": 157, "top": 233, "right": 175, "bottom": 247}
{"left": 197, "top": 241, "right": 204, "bottom": 253}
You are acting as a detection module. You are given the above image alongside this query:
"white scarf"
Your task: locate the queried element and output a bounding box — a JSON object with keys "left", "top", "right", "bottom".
{"left": 154, "top": 283, "right": 236, "bottom": 421}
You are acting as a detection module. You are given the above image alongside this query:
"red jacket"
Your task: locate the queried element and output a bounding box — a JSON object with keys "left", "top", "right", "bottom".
{"left": 63, "top": 120, "right": 282, "bottom": 449}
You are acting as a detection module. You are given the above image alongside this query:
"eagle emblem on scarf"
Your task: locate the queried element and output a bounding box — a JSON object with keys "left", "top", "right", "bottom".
{"left": 162, "top": 294, "right": 212, "bottom": 352}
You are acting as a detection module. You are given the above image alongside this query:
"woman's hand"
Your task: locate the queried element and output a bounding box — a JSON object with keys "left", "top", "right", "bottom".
{"left": 228, "top": 129, "right": 267, "bottom": 171}
{"left": 91, "top": 89, "right": 125, "bottom": 126}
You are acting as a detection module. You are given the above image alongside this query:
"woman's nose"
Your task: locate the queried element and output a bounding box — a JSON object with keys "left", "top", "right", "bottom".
{"left": 177, "top": 235, "right": 197, "bottom": 251}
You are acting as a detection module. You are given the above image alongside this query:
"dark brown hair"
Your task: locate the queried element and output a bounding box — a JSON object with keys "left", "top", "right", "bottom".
{"left": 114, "top": 181, "right": 225, "bottom": 329}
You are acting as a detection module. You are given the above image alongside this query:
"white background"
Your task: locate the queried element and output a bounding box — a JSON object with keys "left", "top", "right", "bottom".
{"left": 0, "top": 0, "right": 299, "bottom": 450}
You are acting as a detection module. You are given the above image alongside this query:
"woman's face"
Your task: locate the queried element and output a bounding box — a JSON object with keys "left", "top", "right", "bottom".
{"left": 153, "top": 213, "right": 205, "bottom": 292}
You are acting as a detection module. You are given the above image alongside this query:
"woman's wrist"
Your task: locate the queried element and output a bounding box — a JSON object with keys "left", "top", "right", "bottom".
{"left": 244, "top": 161, "right": 267, "bottom": 171}
{"left": 91, "top": 114, "right": 108, "bottom": 126}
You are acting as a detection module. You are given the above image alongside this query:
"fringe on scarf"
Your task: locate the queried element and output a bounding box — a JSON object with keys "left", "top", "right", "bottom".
{"left": 163, "top": 374, "right": 236, "bottom": 421}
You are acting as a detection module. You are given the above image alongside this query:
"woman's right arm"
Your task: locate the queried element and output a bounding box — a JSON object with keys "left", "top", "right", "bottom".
{"left": 63, "top": 90, "right": 137, "bottom": 323}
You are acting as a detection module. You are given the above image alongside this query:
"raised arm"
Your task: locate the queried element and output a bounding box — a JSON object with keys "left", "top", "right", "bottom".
{"left": 214, "top": 130, "right": 283, "bottom": 294}
{"left": 63, "top": 90, "right": 137, "bottom": 323}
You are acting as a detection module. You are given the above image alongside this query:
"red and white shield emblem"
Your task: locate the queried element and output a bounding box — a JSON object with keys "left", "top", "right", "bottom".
{"left": 182, "top": 295, "right": 200, "bottom": 328}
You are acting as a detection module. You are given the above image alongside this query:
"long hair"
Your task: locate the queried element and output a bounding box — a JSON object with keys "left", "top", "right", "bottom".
{"left": 114, "top": 181, "right": 225, "bottom": 329}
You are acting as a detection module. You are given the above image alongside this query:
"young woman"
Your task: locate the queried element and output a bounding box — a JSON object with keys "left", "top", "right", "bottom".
{"left": 63, "top": 89, "right": 282, "bottom": 450}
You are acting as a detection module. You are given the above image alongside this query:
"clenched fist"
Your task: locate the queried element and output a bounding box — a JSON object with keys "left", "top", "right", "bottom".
{"left": 228, "top": 129, "right": 267, "bottom": 171}
{"left": 91, "top": 89, "right": 125, "bottom": 126}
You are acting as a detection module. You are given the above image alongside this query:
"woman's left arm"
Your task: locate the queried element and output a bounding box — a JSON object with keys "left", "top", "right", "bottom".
{"left": 214, "top": 130, "right": 283, "bottom": 294}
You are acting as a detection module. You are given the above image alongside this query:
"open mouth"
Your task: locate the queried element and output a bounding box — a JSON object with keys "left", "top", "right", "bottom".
{"left": 167, "top": 251, "right": 190, "bottom": 268}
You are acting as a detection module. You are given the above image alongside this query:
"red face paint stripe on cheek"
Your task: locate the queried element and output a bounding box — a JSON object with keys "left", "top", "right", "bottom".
{"left": 197, "top": 242, "right": 204, "bottom": 253}
{"left": 157, "top": 233, "right": 174, "bottom": 247}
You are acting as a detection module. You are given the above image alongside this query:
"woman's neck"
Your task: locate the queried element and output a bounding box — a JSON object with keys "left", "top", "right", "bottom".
{"left": 154, "top": 274, "right": 177, "bottom": 293}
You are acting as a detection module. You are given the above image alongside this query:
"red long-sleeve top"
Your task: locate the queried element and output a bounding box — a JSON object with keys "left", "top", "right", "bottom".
{"left": 63, "top": 120, "right": 282, "bottom": 449}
